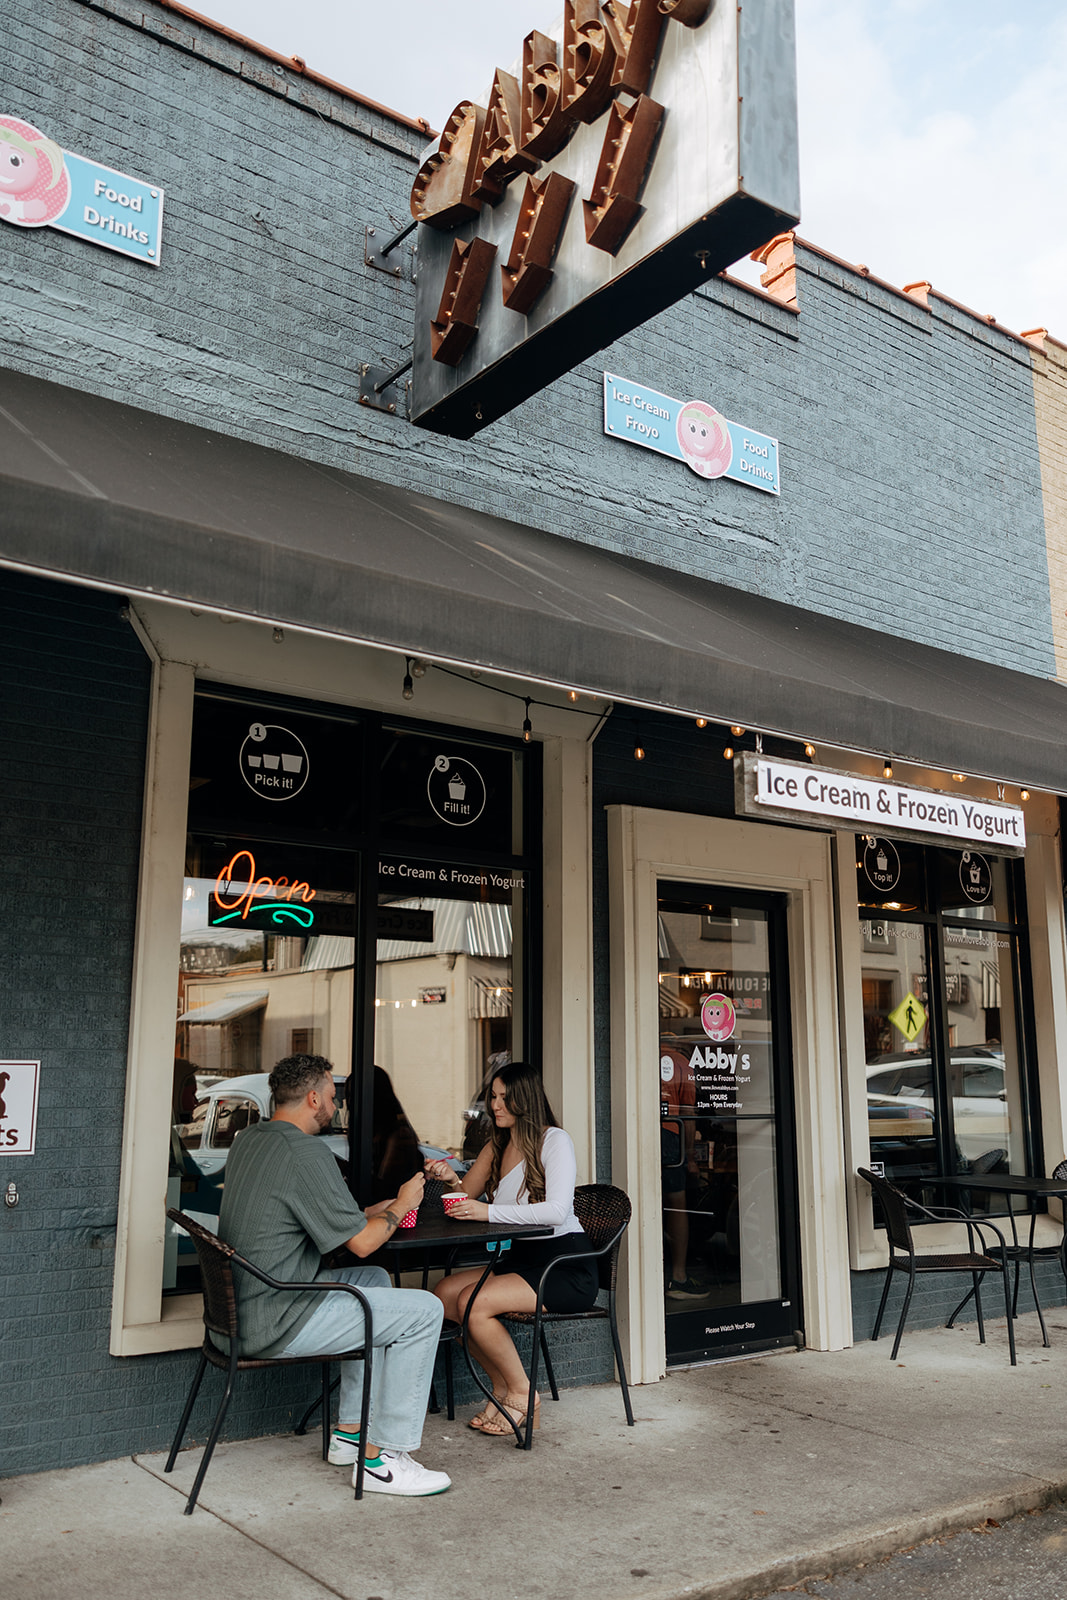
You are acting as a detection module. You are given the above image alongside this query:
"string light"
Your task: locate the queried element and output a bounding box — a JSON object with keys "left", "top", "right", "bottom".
{"left": 522, "top": 698, "right": 533, "bottom": 742}
{"left": 1021, "top": 788, "right": 1030, "bottom": 801}
{"left": 633, "top": 737, "right": 646, "bottom": 760}
{"left": 402, "top": 658, "right": 414, "bottom": 700}
{"left": 951, "top": 772, "right": 966, "bottom": 783}
{"left": 568, "top": 689, "right": 579, "bottom": 702}
{"left": 730, "top": 725, "right": 745, "bottom": 737}
{"left": 723, "top": 746, "right": 734, "bottom": 760}
{"left": 804, "top": 743, "right": 816, "bottom": 759}
{"left": 411, "top": 658, "right": 427, "bottom": 678}
{"left": 883, "top": 759, "right": 893, "bottom": 780}
{"left": 695, "top": 717, "right": 708, "bottom": 729}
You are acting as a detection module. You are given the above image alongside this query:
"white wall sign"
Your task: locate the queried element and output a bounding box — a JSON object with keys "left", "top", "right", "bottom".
{"left": 735, "top": 754, "right": 1026, "bottom": 854}
{"left": 0, "top": 1060, "right": 41, "bottom": 1154}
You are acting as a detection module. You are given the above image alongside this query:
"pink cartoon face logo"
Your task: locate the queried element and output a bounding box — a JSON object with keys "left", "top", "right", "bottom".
{"left": 0, "top": 116, "right": 70, "bottom": 227}
{"left": 676, "top": 400, "right": 732, "bottom": 480}
{"left": 700, "top": 992, "right": 736, "bottom": 1042}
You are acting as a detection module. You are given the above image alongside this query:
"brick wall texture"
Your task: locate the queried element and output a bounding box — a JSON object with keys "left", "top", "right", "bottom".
{"left": 1, "top": 0, "right": 1063, "bottom": 1471}
{"left": 0, "top": 0, "right": 1057, "bottom": 678}
{"left": 1031, "top": 334, "right": 1067, "bottom": 678}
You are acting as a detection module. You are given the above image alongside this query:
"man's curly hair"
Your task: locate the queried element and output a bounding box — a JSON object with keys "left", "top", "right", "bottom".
{"left": 269, "top": 1053, "right": 334, "bottom": 1106}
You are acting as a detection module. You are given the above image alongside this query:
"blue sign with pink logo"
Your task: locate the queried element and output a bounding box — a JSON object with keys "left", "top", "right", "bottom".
{"left": 0, "top": 115, "right": 163, "bottom": 265}
{"left": 603, "top": 372, "right": 779, "bottom": 495}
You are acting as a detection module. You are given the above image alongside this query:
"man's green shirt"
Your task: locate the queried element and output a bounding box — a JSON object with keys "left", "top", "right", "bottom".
{"left": 218, "top": 1119, "right": 368, "bottom": 1356}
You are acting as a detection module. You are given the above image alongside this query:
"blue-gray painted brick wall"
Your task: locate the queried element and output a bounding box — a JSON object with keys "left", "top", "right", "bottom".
{"left": 0, "top": 0, "right": 1055, "bottom": 680}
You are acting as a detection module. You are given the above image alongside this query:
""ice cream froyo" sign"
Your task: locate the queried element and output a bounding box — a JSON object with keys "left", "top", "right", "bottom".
{"left": 0, "top": 115, "right": 163, "bottom": 264}
{"left": 603, "top": 372, "right": 780, "bottom": 494}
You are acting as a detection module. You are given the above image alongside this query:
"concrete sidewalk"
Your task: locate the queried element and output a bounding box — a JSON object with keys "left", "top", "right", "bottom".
{"left": 4, "top": 1311, "right": 1067, "bottom": 1600}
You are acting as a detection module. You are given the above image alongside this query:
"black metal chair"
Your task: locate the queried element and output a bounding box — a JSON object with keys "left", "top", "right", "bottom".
{"left": 858, "top": 1169, "right": 1016, "bottom": 1365}
{"left": 164, "top": 1209, "right": 374, "bottom": 1512}
{"left": 470, "top": 1183, "right": 635, "bottom": 1450}
{"left": 998, "top": 1157, "right": 1067, "bottom": 1338}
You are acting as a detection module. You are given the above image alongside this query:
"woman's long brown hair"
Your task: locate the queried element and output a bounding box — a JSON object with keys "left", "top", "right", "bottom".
{"left": 483, "top": 1062, "right": 559, "bottom": 1205}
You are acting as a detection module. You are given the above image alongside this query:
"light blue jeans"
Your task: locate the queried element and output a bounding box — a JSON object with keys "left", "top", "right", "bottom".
{"left": 278, "top": 1265, "right": 443, "bottom": 1453}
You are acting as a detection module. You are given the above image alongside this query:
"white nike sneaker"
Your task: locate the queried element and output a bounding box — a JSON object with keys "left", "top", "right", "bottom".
{"left": 328, "top": 1431, "right": 361, "bottom": 1465}
{"left": 355, "top": 1450, "right": 451, "bottom": 1497}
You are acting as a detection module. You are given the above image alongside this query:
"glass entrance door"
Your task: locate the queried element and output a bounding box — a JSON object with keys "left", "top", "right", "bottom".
{"left": 657, "top": 883, "right": 801, "bottom": 1362}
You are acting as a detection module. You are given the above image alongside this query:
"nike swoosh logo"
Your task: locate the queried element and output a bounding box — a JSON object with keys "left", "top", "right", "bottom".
{"left": 366, "top": 1468, "right": 394, "bottom": 1483}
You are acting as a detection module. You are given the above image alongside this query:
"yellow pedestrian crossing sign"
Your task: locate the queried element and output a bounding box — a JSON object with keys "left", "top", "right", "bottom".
{"left": 888, "top": 991, "right": 927, "bottom": 1043}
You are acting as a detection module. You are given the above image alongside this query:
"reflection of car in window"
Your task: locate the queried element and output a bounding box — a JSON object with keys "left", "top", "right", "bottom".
{"left": 865, "top": 1048, "right": 1008, "bottom": 1165}
{"left": 174, "top": 1072, "right": 459, "bottom": 1223}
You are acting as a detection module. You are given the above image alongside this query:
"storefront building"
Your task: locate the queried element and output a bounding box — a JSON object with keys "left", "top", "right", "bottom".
{"left": 5, "top": 0, "right": 1067, "bottom": 1474}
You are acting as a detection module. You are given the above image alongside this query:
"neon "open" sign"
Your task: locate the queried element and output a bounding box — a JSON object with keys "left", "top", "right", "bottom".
{"left": 211, "top": 849, "right": 317, "bottom": 929}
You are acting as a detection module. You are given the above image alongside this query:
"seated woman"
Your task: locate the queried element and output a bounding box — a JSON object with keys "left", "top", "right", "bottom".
{"left": 428, "top": 1061, "right": 598, "bottom": 1436}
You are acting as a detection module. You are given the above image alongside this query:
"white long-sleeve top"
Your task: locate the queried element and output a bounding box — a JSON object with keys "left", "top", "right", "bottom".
{"left": 485, "top": 1126, "right": 583, "bottom": 1237}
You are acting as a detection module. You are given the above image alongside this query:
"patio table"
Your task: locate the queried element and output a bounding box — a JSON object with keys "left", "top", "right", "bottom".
{"left": 936, "top": 1172, "right": 1067, "bottom": 1347}
{"left": 371, "top": 1213, "right": 554, "bottom": 1440}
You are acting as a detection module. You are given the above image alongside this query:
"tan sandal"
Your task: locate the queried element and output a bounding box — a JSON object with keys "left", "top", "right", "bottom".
{"left": 468, "top": 1396, "right": 507, "bottom": 1431}
{"left": 477, "top": 1394, "right": 540, "bottom": 1437}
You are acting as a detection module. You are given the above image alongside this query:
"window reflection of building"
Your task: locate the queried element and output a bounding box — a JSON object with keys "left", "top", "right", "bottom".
{"left": 176, "top": 908, "right": 355, "bottom": 1085}
{"left": 375, "top": 896, "right": 513, "bottom": 1155}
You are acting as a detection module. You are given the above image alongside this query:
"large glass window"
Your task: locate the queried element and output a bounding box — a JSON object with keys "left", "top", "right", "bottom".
{"left": 165, "top": 691, "right": 537, "bottom": 1297}
{"left": 857, "top": 837, "right": 1035, "bottom": 1206}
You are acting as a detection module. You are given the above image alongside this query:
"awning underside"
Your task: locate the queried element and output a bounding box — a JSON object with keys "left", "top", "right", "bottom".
{"left": 2, "top": 365, "right": 1066, "bottom": 791}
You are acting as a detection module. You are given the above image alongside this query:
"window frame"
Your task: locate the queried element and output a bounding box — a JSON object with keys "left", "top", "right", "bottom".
{"left": 857, "top": 840, "right": 1041, "bottom": 1204}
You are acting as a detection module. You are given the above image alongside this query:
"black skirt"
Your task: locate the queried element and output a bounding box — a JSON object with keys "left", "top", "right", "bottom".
{"left": 491, "top": 1230, "right": 599, "bottom": 1312}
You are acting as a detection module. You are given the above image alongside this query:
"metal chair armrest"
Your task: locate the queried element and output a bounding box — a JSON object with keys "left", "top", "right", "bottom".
{"left": 532, "top": 1224, "right": 624, "bottom": 1303}
{"left": 894, "top": 1197, "right": 1009, "bottom": 1258}
{"left": 229, "top": 1258, "right": 374, "bottom": 1336}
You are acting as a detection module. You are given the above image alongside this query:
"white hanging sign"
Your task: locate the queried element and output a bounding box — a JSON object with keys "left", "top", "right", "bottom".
{"left": 736, "top": 755, "right": 1026, "bottom": 854}
{"left": 0, "top": 1060, "right": 41, "bottom": 1155}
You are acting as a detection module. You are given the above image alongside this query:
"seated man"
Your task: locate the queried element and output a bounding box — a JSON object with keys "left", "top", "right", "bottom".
{"left": 218, "top": 1052, "right": 450, "bottom": 1498}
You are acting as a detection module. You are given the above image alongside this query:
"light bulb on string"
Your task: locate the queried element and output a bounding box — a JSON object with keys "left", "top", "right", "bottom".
{"left": 402, "top": 658, "right": 414, "bottom": 700}
{"left": 723, "top": 746, "right": 733, "bottom": 760}
{"left": 730, "top": 726, "right": 745, "bottom": 738}
{"left": 883, "top": 759, "right": 893, "bottom": 780}
{"left": 522, "top": 698, "right": 533, "bottom": 742}
{"left": 804, "top": 743, "right": 816, "bottom": 759}
{"left": 695, "top": 717, "right": 708, "bottom": 729}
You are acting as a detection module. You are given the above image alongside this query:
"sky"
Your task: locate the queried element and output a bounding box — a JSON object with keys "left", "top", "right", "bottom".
{"left": 192, "top": 0, "right": 1067, "bottom": 339}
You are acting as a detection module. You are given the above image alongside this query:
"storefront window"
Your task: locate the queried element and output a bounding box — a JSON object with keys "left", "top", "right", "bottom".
{"left": 165, "top": 689, "right": 537, "bottom": 1297}
{"left": 168, "top": 839, "right": 358, "bottom": 1293}
{"left": 857, "top": 836, "right": 1034, "bottom": 1208}
{"left": 374, "top": 863, "right": 523, "bottom": 1180}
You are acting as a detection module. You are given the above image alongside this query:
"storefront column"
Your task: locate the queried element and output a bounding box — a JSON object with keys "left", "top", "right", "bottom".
{"left": 111, "top": 656, "right": 199, "bottom": 1354}
{"left": 1023, "top": 827, "right": 1067, "bottom": 1178}
{"left": 541, "top": 736, "right": 596, "bottom": 1181}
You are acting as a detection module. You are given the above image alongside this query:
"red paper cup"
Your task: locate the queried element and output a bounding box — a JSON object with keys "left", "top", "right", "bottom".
{"left": 442, "top": 1194, "right": 464, "bottom": 1215}
{"left": 399, "top": 1208, "right": 419, "bottom": 1228}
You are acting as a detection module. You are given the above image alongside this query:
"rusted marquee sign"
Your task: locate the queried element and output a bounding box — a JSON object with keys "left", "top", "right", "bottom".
{"left": 410, "top": 0, "right": 799, "bottom": 438}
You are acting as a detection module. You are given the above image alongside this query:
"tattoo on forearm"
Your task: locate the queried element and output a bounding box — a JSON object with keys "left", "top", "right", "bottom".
{"left": 383, "top": 1210, "right": 400, "bottom": 1233}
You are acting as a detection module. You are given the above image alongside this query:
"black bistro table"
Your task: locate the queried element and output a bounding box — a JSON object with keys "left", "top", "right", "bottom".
{"left": 373, "top": 1213, "right": 553, "bottom": 1441}
{"left": 936, "top": 1172, "right": 1067, "bottom": 1347}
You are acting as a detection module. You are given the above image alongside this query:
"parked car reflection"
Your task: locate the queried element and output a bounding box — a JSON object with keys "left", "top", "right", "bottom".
{"left": 866, "top": 1047, "right": 1009, "bottom": 1172}
{"left": 172, "top": 1072, "right": 458, "bottom": 1225}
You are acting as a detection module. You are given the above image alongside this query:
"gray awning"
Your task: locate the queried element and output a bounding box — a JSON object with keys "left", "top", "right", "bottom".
{"left": 3, "top": 365, "right": 1067, "bottom": 791}
{"left": 177, "top": 991, "right": 269, "bottom": 1025}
